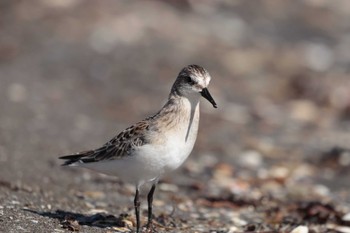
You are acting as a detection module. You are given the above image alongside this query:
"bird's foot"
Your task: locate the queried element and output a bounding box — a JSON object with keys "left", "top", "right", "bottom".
{"left": 145, "top": 221, "right": 155, "bottom": 233}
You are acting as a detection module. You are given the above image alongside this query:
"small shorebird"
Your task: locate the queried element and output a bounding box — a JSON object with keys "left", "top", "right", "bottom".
{"left": 59, "top": 64, "right": 217, "bottom": 233}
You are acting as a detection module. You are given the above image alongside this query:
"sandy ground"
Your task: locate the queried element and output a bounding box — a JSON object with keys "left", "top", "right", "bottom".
{"left": 1, "top": 1, "right": 350, "bottom": 232}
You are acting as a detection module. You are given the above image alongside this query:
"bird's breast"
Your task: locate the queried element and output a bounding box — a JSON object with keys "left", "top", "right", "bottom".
{"left": 160, "top": 103, "right": 200, "bottom": 171}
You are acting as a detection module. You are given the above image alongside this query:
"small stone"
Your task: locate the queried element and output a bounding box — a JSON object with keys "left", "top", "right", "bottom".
{"left": 11, "top": 200, "right": 20, "bottom": 205}
{"left": 314, "top": 184, "right": 330, "bottom": 196}
{"left": 269, "top": 166, "right": 289, "bottom": 180}
{"left": 292, "top": 164, "right": 315, "bottom": 178}
{"left": 231, "top": 217, "right": 247, "bottom": 226}
{"left": 304, "top": 42, "right": 334, "bottom": 72}
{"left": 213, "top": 163, "right": 234, "bottom": 178}
{"left": 153, "top": 199, "right": 165, "bottom": 206}
{"left": 111, "top": 227, "right": 131, "bottom": 232}
{"left": 327, "top": 225, "right": 350, "bottom": 233}
{"left": 291, "top": 225, "right": 309, "bottom": 233}
{"left": 84, "top": 202, "right": 94, "bottom": 209}
{"left": 158, "top": 183, "right": 178, "bottom": 192}
{"left": 83, "top": 191, "right": 105, "bottom": 199}
{"left": 289, "top": 100, "right": 318, "bottom": 123}
{"left": 238, "top": 150, "right": 263, "bottom": 168}
{"left": 87, "top": 208, "right": 108, "bottom": 215}
{"left": 53, "top": 229, "right": 65, "bottom": 232}
{"left": 342, "top": 212, "right": 350, "bottom": 222}
{"left": 228, "top": 226, "right": 240, "bottom": 233}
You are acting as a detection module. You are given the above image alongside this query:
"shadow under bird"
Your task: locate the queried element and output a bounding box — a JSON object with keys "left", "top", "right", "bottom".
{"left": 59, "top": 64, "right": 217, "bottom": 233}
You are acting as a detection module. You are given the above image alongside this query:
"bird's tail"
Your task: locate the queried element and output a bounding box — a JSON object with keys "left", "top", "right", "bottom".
{"left": 59, "top": 150, "right": 95, "bottom": 166}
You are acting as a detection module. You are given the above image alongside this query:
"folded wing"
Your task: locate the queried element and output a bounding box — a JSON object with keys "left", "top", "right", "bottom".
{"left": 59, "top": 121, "right": 150, "bottom": 165}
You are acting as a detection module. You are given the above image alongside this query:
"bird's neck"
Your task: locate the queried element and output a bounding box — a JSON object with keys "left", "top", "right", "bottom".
{"left": 168, "top": 92, "right": 201, "bottom": 114}
{"left": 154, "top": 94, "right": 200, "bottom": 132}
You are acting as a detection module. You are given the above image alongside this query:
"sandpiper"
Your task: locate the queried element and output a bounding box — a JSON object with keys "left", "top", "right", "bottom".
{"left": 59, "top": 64, "right": 217, "bottom": 233}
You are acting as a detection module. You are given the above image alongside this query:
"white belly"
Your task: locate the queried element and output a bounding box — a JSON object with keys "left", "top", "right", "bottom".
{"left": 83, "top": 127, "right": 199, "bottom": 186}
{"left": 81, "top": 99, "right": 200, "bottom": 187}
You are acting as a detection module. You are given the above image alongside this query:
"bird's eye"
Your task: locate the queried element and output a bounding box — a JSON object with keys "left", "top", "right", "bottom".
{"left": 185, "top": 76, "right": 194, "bottom": 84}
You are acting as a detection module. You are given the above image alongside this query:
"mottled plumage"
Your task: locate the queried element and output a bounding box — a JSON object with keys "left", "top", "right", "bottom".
{"left": 60, "top": 120, "right": 150, "bottom": 164}
{"left": 59, "top": 64, "right": 217, "bottom": 233}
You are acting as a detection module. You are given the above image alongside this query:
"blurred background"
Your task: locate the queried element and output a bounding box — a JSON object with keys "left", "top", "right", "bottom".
{"left": 1, "top": 0, "right": 350, "bottom": 232}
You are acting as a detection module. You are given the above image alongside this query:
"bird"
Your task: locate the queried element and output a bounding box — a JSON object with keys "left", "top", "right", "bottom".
{"left": 59, "top": 64, "right": 217, "bottom": 233}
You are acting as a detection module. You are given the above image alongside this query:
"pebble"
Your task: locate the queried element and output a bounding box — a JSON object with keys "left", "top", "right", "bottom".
{"left": 231, "top": 217, "right": 247, "bottom": 226}
{"left": 313, "top": 184, "right": 330, "bottom": 196}
{"left": 291, "top": 225, "right": 309, "bottom": 233}
{"left": 11, "top": 200, "right": 20, "bottom": 205}
{"left": 342, "top": 212, "right": 350, "bottom": 222}
{"left": 336, "top": 226, "right": 350, "bottom": 233}
{"left": 85, "top": 202, "right": 95, "bottom": 209}
{"left": 84, "top": 190, "right": 106, "bottom": 199}
{"left": 227, "top": 226, "right": 240, "bottom": 233}
{"left": 54, "top": 229, "right": 65, "bottom": 232}
{"left": 289, "top": 100, "right": 318, "bottom": 123}
{"left": 158, "top": 183, "right": 178, "bottom": 192}
{"left": 327, "top": 225, "right": 350, "bottom": 233}
{"left": 94, "top": 201, "right": 108, "bottom": 208}
{"left": 111, "top": 227, "right": 131, "bottom": 232}
{"left": 213, "top": 163, "right": 234, "bottom": 178}
{"left": 237, "top": 150, "right": 263, "bottom": 168}
{"left": 304, "top": 42, "right": 334, "bottom": 72}
{"left": 291, "top": 164, "right": 315, "bottom": 180}
{"left": 87, "top": 208, "right": 108, "bottom": 215}
{"left": 153, "top": 199, "right": 165, "bottom": 207}
{"left": 269, "top": 166, "right": 289, "bottom": 180}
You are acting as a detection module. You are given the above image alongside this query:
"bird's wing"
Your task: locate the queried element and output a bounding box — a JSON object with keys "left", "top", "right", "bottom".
{"left": 59, "top": 120, "right": 150, "bottom": 165}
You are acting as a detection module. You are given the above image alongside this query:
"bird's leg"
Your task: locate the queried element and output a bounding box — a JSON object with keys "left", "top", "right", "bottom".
{"left": 134, "top": 187, "right": 141, "bottom": 233}
{"left": 146, "top": 183, "right": 156, "bottom": 229}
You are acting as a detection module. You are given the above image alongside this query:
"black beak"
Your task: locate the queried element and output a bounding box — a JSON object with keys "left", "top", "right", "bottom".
{"left": 200, "top": 88, "right": 217, "bottom": 108}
